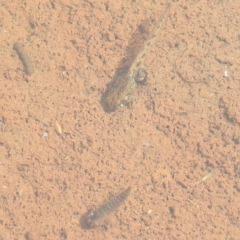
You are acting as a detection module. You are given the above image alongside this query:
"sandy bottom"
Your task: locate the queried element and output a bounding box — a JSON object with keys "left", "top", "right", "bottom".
{"left": 0, "top": 0, "right": 240, "bottom": 239}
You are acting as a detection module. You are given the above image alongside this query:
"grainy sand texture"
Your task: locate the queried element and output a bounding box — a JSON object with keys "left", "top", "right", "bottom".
{"left": 0, "top": 0, "right": 240, "bottom": 239}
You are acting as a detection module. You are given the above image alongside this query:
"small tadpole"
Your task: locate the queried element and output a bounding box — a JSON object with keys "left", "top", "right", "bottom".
{"left": 80, "top": 187, "right": 131, "bottom": 229}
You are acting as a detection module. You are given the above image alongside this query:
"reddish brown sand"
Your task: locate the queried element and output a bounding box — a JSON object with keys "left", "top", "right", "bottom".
{"left": 0, "top": 0, "right": 240, "bottom": 239}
